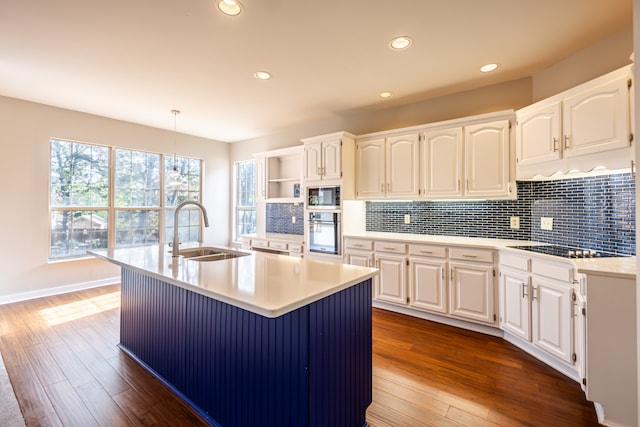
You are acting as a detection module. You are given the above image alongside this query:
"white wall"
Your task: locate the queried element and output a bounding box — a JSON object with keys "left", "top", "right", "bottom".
{"left": 0, "top": 96, "right": 229, "bottom": 301}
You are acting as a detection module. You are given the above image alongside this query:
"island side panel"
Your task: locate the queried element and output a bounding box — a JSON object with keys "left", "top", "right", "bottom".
{"left": 120, "top": 269, "right": 188, "bottom": 391}
{"left": 183, "top": 291, "right": 310, "bottom": 427}
{"left": 309, "top": 279, "right": 373, "bottom": 427}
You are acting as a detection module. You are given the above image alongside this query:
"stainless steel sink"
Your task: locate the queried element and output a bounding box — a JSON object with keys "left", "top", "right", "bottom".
{"left": 178, "top": 246, "right": 250, "bottom": 262}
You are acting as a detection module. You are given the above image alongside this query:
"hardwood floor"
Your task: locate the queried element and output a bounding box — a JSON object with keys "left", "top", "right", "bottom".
{"left": 0, "top": 285, "right": 599, "bottom": 426}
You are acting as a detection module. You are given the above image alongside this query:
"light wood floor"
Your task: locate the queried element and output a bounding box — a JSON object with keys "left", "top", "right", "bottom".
{"left": 0, "top": 284, "right": 599, "bottom": 426}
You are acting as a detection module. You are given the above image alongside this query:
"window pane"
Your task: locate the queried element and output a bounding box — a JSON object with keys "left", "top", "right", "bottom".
{"left": 237, "top": 161, "right": 256, "bottom": 207}
{"left": 50, "top": 210, "right": 109, "bottom": 259}
{"left": 115, "top": 210, "right": 160, "bottom": 247}
{"left": 50, "top": 140, "right": 109, "bottom": 207}
{"left": 166, "top": 156, "right": 201, "bottom": 207}
{"left": 236, "top": 208, "right": 256, "bottom": 240}
{"left": 164, "top": 208, "right": 202, "bottom": 244}
{"left": 115, "top": 149, "right": 160, "bottom": 207}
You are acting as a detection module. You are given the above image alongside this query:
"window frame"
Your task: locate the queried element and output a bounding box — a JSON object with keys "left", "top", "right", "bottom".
{"left": 233, "top": 160, "right": 257, "bottom": 243}
{"left": 49, "top": 138, "right": 203, "bottom": 261}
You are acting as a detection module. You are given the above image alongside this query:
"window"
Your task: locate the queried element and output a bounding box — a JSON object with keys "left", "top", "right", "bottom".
{"left": 233, "top": 160, "right": 256, "bottom": 241}
{"left": 49, "top": 139, "right": 202, "bottom": 260}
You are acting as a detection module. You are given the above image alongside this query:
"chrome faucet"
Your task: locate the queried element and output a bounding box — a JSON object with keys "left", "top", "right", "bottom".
{"left": 172, "top": 200, "right": 210, "bottom": 257}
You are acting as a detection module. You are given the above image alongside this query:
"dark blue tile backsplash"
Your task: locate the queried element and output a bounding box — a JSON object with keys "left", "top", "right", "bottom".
{"left": 366, "top": 173, "right": 635, "bottom": 255}
{"left": 266, "top": 203, "right": 304, "bottom": 235}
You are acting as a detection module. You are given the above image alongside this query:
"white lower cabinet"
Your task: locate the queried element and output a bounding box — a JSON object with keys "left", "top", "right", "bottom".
{"left": 531, "top": 276, "right": 573, "bottom": 364}
{"left": 409, "top": 244, "right": 448, "bottom": 314}
{"left": 373, "top": 241, "right": 408, "bottom": 305}
{"left": 499, "top": 251, "right": 581, "bottom": 375}
{"left": 449, "top": 261, "right": 495, "bottom": 324}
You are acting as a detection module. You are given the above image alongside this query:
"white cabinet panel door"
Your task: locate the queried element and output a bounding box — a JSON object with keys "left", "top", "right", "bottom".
{"left": 531, "top": 277, "right": 572, "bottom": 363}
{"left": 375, "top": 253, "right": 407, "bottom": 305}
{"left": 386, "top": 134, "right": 420, "bottom": 198}
{"left": 449, "top": 262, "right": 494, "bottom": 324}
{"left": 500, "top": 268, "right": 531, "bottom": 341}
{"left": 516, "top": 101, "right": 562, "bottom": 165}
{"left": 562, "top": 74, "right": 630, "bottom": 158}
{"left": 422, "top": 127, "right": 463, "bottom": 197}
{"left": 409, "top": 258, "right": 447, "bottom": 314}
{"left": 345, "top": 252, "right": 373, "bottom": 268}
{"left": 356, "top": 139, "right": 385, "bottom": 199}
{"left": 321, "top": 139, "right": 342, "bottom": 181}
{"left": 465, "top": 120, "right": 511, "bottom": 198}
{"left": 303, "top": 142, "right": 322, "bottom": 181}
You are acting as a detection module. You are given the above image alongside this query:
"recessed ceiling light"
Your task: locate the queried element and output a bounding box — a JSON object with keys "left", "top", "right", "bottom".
{"left": 253, "top": 71, "right": 271, "bottom": 80}
{"left": 389, "top": 36, "right": 413, "bottom": 50}
{"left": 218, "top": 0, "right": 242, "bottom": 16}
{"left": 480, "top": 63, "right": 498, "bottom": 73}
{"left": 378, "top": 91, "right": 393, "bottom": 99}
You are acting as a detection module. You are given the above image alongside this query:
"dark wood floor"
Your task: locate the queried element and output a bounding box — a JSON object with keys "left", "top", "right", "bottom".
{"left": 0, "top": 284, "right": 600, "bottom": 426}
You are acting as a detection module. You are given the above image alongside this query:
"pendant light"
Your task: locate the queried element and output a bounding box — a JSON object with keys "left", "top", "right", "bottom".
{"left": 168, "top": 109, "right": 184, "bottom": 191}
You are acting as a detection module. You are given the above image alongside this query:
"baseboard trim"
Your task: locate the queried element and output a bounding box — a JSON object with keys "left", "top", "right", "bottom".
{"left": 0, "top": 277, "right": 120, "bottom": 305}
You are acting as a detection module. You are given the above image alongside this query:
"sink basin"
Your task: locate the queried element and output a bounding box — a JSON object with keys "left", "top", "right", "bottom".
{"left": 178, "top": 246, "right": 250, "bottom": 262}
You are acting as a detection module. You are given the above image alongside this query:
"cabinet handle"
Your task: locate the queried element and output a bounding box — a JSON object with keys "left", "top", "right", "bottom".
{"left": 420, "top": 250, "right": 433, "bottom": 254}
{"left": 462, "top": 254, "right": 477, "bottom": 258}
{"left": 632, "top": 160, "right": 636, "bottom": 178}
{"left": 532, "top": 286, "right": 538, "bottom": 300}
{"left": 367, "top": 258, "right": 370, "bottom": 267}
{"left": 553, "top": 137, "right": 559, "bottom": 152}
{"left": 466, "top": 179, "right": 470, "bottom": 190}
{"left": 564, "top": 135, "right": 571, "bottom": 150}
{"left": 381, "top": 183, "right": 384, "bottom": 192}
{"left": 441, "top": 268, "right": 445, "bottom": 280}
{"left": 522, "top": 283, "right": 528, "bottom": 299}
{"left": 387, "top": 183, "right": 391, "bottom": 192}
{"left": 383, "top": 247, "right": 396, "bottom": 251}
{"left": 450, "top": 268, "right": 453, "bottom": 280}
{"left": 508, "top": 182, "right": 512, "bottom": 193}
{"left": 457, "top": 179, "right": 460, "bottom": 191}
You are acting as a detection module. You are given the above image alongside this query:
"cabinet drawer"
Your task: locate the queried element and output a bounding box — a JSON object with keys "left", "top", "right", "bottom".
{"left": 449, "top": 247, "right": 494, "bottom": 263}
{"left": 288, "top": 243, "right": 303, "bottom": 253}
{"left": 344, "top": 238, "right": 373, "bottom": 251}
{"left": 408, "top": 244, "right": 447, "bottom": 258}
{"left": 374, "top": 241, "right": 407, "bottom": 254}
{"left": 268, "top": 241, "right": 288, "bottom": 250}
{"left": 251, "top": 239, "right": 269, "bottom": 249}
{"left": 499, "top": 252, "right": 531, "bottom": 271}
{"left": 531, "top": 258, "right": 574, "bottom": 282}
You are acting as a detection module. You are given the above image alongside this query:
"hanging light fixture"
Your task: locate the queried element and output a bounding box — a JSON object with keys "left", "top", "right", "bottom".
{"left": 168, "top": 109, "right": 184, "bottom": 191}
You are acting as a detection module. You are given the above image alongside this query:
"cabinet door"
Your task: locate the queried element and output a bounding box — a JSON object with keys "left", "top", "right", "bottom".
{"left": 303, "top": 142, "right": 322, "bottom": 181}
{"left": 386, "top": 134, "right": 420, "bottom": 198}
{"left": 500, "top": 268, "right": 531, "bottom": 340}
{"left": 375, "top": 253, "right": 407, "bottom": 305}
{"left": 321, "top": 140, "right": 342, "bottom": 181}
{"left": 516, "top": 101, "right": 562, "bottom": 165}
{"left": 356, "top": 139, "right": 385, "bottom": 199}
{"left": 422, "top": 127, "right": 463, "bottom": 198}
{"left": 255, "top": 157, "right": 267, "bottom": 201}
{"left": 465, "top": 120, "right": 511, "bottom": 198}
{"left": 344, "top": 251, "right": 373, "bottom": 268}
{"left": 562, "top": 74, "right": 630, "bottom": 158}
{"left": 449, "top": 261, "right": 495, "bottom": 324}
{"left": 409, "top": 257, "right": 447, "bottom": 314}
{"left": 531, "top": 277, "right": 572, "bottom": 363}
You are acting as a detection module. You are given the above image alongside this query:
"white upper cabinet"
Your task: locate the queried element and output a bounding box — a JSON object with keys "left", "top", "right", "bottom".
{"left": 386, "top": 134, "right": 420, "bottom": 198}
{"left": 421, "top": 127, "right": 464, "bottom": 197}
{"left": 302, "top": 131, "right": 356, "bottom": 197}
{"left": 516, "top": 101, "right": 562, "bottom": 165}
{"left": 516, "top": 65, "right": 632, "bottom": 178}
{"left": 355, "top": 133, "right": 419, "bottom": 199}
{"left": 562, "top": 74, "right": 630, "bottom": 157}
{"left": 355, "top": 138, "right": 386, "bottom": 199}
{"left": 465, "top": 120, "right": 511, "bottom": 198}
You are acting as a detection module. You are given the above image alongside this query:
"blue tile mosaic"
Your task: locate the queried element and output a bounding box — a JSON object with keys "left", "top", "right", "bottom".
{"left": 366, "top": 173, "right": 635, "bottom": 255}
{"left": 266, "top": 203, "right": 304, "bottom": 235}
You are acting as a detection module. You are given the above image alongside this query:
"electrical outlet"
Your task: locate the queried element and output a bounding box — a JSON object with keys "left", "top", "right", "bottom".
{"left": 540, "top": 217, "right": 553, "bottom": 230}
{"left": 510, "top": 216, "right": 520, "bottom": 229}
{"left": 404, "top": 214, "right": 411, "bottom": 224}
{"left": 291, "top": 216, "right": 296, "bottom": 224}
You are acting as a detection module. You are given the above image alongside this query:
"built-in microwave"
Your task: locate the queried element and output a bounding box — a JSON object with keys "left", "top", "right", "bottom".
{"left": 307, "top": 186, "right": 340, "bottom": 209}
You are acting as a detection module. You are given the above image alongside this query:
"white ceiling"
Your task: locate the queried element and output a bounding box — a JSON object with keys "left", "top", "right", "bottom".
{"left": 0, "top": 0, "right": 632, "bottom": 142}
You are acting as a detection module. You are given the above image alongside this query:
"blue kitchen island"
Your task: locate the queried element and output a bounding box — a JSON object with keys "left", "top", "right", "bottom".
{"left": 90, "top": 244, "right": 378, "bottom": 427}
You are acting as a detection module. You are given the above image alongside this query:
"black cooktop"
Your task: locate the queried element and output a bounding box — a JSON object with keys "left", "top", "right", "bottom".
{"left": 508, "top": 245, "right": 630, "bottom": 258}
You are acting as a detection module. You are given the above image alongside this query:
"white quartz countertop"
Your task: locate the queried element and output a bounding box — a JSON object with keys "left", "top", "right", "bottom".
{"left": 344, "top": 232, "right": 636, "bottom": 278}
{"left": 89, "top": 243, "right": 377, "bottom": 318}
